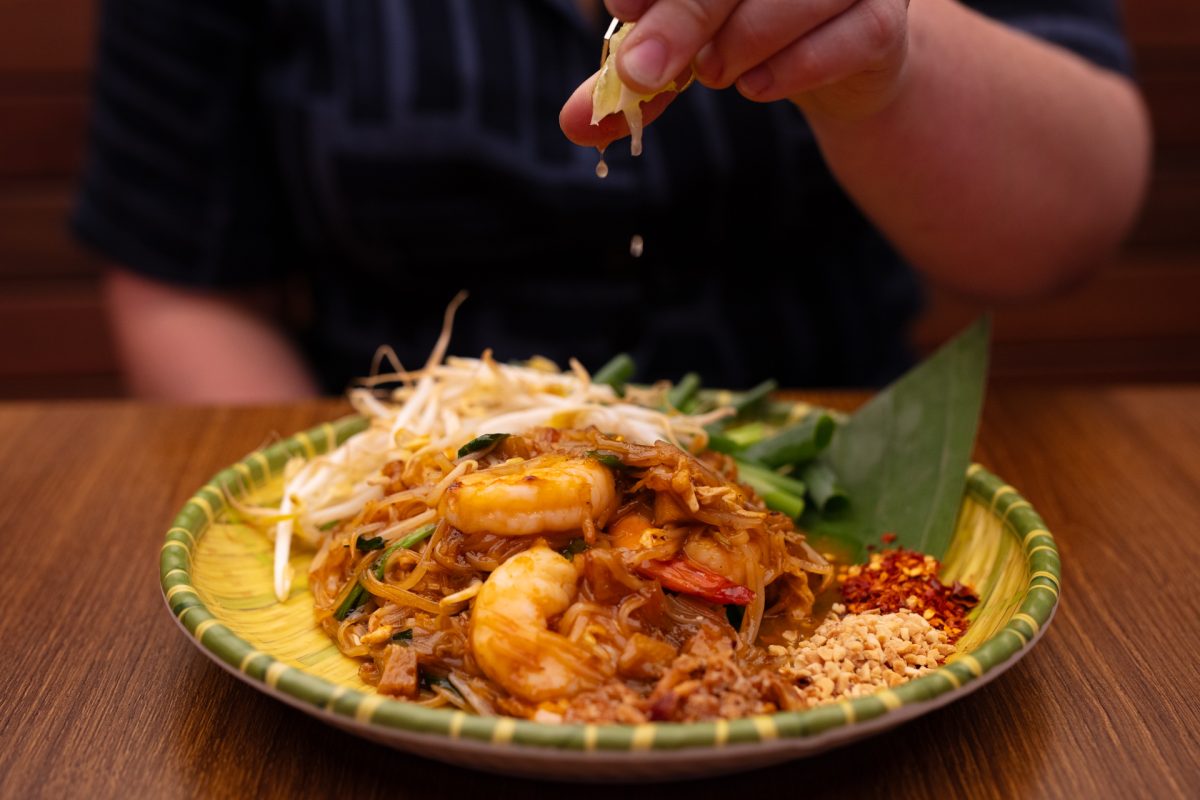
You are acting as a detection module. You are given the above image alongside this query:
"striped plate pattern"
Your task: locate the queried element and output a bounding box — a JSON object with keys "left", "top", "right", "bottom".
{"left": 160, "top": 416, "right": 1060, "bottom": 779}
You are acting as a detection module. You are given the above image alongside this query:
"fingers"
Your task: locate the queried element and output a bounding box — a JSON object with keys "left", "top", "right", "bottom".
{"left": 559, "top": 70, "right": 682, "bottom": 149}
{"left": 735, "top": 0, "right": 907, "bottom": 103}
{"left": 611, "top": 0, "right": 741, "bottom": 94}
{"left": 693, "top": 0, "right": 858, "bottom": 89}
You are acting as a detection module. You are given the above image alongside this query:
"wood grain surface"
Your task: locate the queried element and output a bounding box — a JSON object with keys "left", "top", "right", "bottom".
{"left": 1, "top": 388, "right": 1198, "bottom": 798}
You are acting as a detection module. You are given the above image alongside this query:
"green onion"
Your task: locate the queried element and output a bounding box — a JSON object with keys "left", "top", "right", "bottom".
{"left": 741, "top": 412, "right": 836, "bottom": 468}
{"left": 801, "top": 461, "right": 849, "bottom": 514}
{"left": 666, "top": 372, "right": 701, "bottom": 412}
{"left": 735, "top": 459, "right": 809, "bottom": 497}
{"left": 375, "top": 523, "right": 437, "bottom": 580}
{"left": 333, "top": 582, "right": 368, "bottom": 621}
{"left": 702, "top": 380, "right": 778, "bottom": 449}
{"left": 724, "top": 422, "right": 767, "bottom": 448}
{"left": 391, "top": 628, "right": 413, "bottom": 642}
{"left": 734, "top": 461, "right": 806, "bottom": 519}
{"left": 420, "top": 669, "right": 462, "bottom": 697}
{"left": 355, "top": 535, "right": 384, "bottom": 551}
{"left": 739, "top": 475, "right": 805, "bottom": 519}
{"left": 731, "top": 379, "right": 777, "bottom": 416}
{"left": 334, "top": 523, "right": 437, "bottom": 621}
{"left": 584, "top": 450, "right": 623, "bottom": 470}
{"left": 705, "top": 432, "right": 740, "bottom": 454}
{"left": 457, "top": 433, "right": 510, "bottom": 458}
{"left": 592, "top": 353, "right": 635, "bottom": 394}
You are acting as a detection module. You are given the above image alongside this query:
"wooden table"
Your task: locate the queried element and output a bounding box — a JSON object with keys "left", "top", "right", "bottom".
{"left": 2, "top": 386, "right": 1198, "bottom": 798}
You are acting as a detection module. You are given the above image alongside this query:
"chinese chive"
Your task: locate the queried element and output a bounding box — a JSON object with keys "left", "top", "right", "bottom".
{"left": 457, "top": 433, "right": 510, "bottom": 458}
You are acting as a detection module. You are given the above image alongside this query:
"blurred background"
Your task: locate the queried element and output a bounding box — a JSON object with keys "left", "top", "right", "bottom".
{"left": 1, "top": 0, "right": 1197, "bottom": 399}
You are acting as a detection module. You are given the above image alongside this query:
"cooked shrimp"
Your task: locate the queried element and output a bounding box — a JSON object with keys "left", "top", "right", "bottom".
{"left": 683, "top": 533, "right": 761, "bottom": 587}
{"left": 608, "top": 512, "right": 755, "bottom": 606}
{"left": 470, "top": 544, "right": 609, "bottom": 702}
{"left": 440, "top": 454, "right": 616, "bottom": 536}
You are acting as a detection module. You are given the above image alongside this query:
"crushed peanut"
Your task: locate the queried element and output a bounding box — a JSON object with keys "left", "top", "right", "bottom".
{"left": 779, "top": 610, "right": 957, "bottom": 704}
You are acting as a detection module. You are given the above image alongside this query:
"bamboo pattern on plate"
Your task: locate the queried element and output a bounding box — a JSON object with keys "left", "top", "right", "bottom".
{"left": 160, "top": 415, "right": 1060, "bottom": 753}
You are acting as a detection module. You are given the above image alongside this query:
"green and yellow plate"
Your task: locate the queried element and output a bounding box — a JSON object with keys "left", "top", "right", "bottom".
{"left": 159, "top": 415, "right": 1060, "bottom": 781}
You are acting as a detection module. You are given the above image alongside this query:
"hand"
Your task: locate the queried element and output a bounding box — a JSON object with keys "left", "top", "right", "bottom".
{"left": 561, "top": 0, "right": 911, "bottom": 148}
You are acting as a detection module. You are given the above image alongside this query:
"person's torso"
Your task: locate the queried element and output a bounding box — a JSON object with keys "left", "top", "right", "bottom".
{"left": 258, "top": 0, "right": 923, "bottom": 390}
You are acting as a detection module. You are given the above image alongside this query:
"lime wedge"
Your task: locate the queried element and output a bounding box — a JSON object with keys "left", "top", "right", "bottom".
{"left": 591, "top": 24, "right": 690, "bottom": 157}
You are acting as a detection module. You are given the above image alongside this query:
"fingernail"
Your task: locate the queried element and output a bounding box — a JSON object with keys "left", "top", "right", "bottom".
{"left": 738, "top": 65, "right": 773, "bottom": 97}
{"left": 695, "top": 44, "right": 721, "bottom": 83}
{"left": 622, "top": 37, "right": 668, "bottom": 90}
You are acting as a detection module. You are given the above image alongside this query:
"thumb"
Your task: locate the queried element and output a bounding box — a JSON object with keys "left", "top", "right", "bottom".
{"left": 560, "top": 70, "right": 682, "bottom": 150}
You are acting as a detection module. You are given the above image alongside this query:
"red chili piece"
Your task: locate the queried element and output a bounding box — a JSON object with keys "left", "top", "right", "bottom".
{"left": 636, "top": 557, "right": 755, "bottom": 606}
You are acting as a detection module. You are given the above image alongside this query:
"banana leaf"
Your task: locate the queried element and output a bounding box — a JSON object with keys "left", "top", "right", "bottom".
{"left": 804, "top": 318, "right": 990, "bottom": 561}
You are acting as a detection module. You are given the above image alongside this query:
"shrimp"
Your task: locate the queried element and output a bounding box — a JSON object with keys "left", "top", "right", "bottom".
{"left": 683, "top": 533, "right": 761, "bottom": 587}
{"left": 608, "top": 511, "right": 755, "bottom": 606}
{"left": 470, "top": 544, "right": 609, "bottom": 702}
{"left": 439, "top": 454, "right": 616, "bottom": 536}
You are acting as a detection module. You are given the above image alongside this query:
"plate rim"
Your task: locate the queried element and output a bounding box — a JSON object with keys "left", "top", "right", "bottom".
{"left": 160, "top": 414, "right": 1061, "bottom": 754}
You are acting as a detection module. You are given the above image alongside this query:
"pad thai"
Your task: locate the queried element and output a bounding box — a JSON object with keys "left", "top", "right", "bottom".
{"left": 245, "top": 300, "right": 960, "bottom": 723}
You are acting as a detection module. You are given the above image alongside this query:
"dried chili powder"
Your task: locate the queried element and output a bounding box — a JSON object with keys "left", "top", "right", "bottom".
{"left": 838, "top": 548, "right": 979, "bottom": 641}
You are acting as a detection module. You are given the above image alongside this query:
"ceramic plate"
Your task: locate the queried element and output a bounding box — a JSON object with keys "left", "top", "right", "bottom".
{"left": 160, "top": 415, "right": 1061, "bottom": 781}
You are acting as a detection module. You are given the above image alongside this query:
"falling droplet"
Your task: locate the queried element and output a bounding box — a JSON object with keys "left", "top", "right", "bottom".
{"left": 629, "top": 234, "right": 644, "bottom": 258}
{"left": 595, "top": 147, "right": 609, "bottom": 179}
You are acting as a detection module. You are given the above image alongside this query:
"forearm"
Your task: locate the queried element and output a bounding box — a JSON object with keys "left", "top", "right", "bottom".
{"left": 801, "top": 0, "right": 1151, "bottom": 299}
{"left": 104, "top": 269, "right": 320, "bottom": 403}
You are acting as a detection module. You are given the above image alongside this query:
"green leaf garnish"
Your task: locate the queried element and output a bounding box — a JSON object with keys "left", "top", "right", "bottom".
{"left": 355, "top": 535, "right": 384, "bottom": 551}
{"left": 806, "top": 318, "right": 990, "bottom": 561}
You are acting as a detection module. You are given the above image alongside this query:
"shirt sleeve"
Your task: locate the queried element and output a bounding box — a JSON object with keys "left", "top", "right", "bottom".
{"left": 71, "top": 0, "right": 293, "bottom": 287}
{"left": 967, "top": 0, "right": 1134, "bottom": 76}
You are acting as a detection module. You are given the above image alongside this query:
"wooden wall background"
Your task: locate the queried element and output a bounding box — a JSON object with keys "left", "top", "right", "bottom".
{"left": 1, "top": 1, "right": 1197, "bottom": 398}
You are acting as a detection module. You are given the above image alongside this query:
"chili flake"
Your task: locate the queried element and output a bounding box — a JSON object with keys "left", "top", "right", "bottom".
{"left": 837, "top": 548, "right": 979, "bottom": 641}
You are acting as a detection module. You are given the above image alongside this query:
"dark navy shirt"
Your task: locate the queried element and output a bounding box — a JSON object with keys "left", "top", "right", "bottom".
{"left": 73, "top": 0, "right": 1132, "bottom": 391}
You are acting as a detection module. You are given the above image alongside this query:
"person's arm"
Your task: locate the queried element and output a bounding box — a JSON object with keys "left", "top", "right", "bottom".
{"left": 104, "top": 268, "right": 319, "bottom": 403}
{"left": 561, "top": 0, "right": 1151, "bottom": 300}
